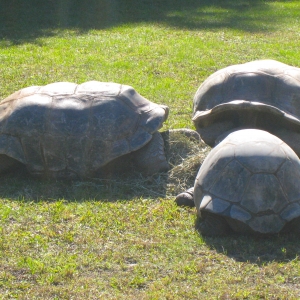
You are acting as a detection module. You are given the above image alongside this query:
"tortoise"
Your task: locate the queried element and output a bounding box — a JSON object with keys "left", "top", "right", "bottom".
{"left": 0, "top": 81, "right": 169, "bottom": 179}
{"left": 194, "top": 129, "right": 300, "bottom": 236}
{"left": 192, "top": 59, "right": 300, "bottom": 156}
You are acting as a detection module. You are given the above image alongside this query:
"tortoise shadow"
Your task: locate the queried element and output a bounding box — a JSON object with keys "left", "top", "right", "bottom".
{"left": 0, "top": 167, "right": 169, "bottom": 203}
{"left": 195, "top": 217, "right": 300, "bottom": 264}
{"left": 0, "top": 0, "right": 287, "bottom": 45}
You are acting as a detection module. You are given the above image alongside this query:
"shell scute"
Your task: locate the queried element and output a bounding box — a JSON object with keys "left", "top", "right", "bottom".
{"left": 209, "top": 159, "right": 251, "bottom": 203}
{"left": 277, "top": 159, "right": 300, "bottom": 202}
{"left": 280, "top": 203, "right": 300, "bottom": 222}
{"left": 76, "top": 81, "right": 121, "bottom": 95}
{"left": 39, "top": 82, "right": 77, "bottom": 95}
{"left": 4, "top": 94, "right": 52, "bottom": 135}
{"left": 196, "top": 143, "right": 235, "bottom": 191}
{"left": 89, "top": 98, "right": 138, "bottom": 141}
{"left": 49, "top": 97, "right": 90, "bottom": 137}
{"left": 42, "top": 135, "right": 67, "bottom": 172}
{"left": 235, "top": 141, "right": 286, "bottom": 173}
{"left": 240, "top": 174, "right": 288, "bottom": 214}
{"left": 21, "top": 136, "right": 45, "bottom": 173}
{"left": 248, "top": 215, "right": 285, "bottom": 234}
{"left": 202, "top": 197, "right": 231, "bottom": 214}
{"left": 223, "top": 72, "right": 274, "bottom": 104}
{"left": 230, "top": 205, "right": 251, "bottom": 222}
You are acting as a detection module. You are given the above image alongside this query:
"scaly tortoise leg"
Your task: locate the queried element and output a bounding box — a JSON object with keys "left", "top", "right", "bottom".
{"left": 0, "top": 135, "right": 26, "bottom": 175}
{"left": 175, "top": 187, "right": 195, "bottom": 207}
{"left": 0, "top": 155, "right": 24, "bottom": 174}
{"left": 133, "top": 132, "right": 169, "bottom": 175}
{"left": 197, "top": 212, "right": 230, "bottom": 236}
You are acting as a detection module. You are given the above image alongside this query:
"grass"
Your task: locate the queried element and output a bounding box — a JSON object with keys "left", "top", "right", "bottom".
{"left": 1, "top": 0, "right": 300, "bottom": 298}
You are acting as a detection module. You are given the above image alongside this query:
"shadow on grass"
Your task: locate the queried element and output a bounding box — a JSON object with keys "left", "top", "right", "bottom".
{"left": 0, "top": 168, "right": 169, "bottom": 202}
{"left": 195, "top": 218, "right": 300, "bottom": 264}
{"left": 0, "top": 0, "right": 288, "bottom": 44}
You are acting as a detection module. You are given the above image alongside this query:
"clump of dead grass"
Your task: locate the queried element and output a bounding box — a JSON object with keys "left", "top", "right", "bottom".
{"left": 163, "top": 129, "right": 211, "bottom": 197}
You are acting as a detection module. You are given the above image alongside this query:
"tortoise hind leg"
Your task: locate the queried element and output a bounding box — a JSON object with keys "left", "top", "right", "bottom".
{"left": 0, "top": 135, "right": 26, "bottom": 175}
{"left": 0, "top": 154, "right": 25, "bottom": 175}
{"left": 281, "top": 217, "right": 300, "bottom": 234}
{"left": 196, "top": 212, "right": 231, "bottom": 236}
{"left": 175, "top": 187, "right": 195, "bottom": 207}
{"left": 132, "top": 132, "right": 169, "bottom": 175}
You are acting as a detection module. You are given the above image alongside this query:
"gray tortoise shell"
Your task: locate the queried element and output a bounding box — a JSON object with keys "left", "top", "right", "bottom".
{"left": 193, "top": 60, "right": 300, "bottom": 146}
{"left": 194, "top": 129, "right": 300, "bottom": 234}
{"left": 0, "top": 81, "right": 168, "bottom": 178}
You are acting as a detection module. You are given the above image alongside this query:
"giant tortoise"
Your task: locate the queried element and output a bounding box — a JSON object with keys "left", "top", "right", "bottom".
{"left": 193, "top": 59, "right": 300, "bottom": 156}
{"left": 0, "top": 81, "right": 169, "bottom": 179}
{"left": 194, "top": 129, "right": 300, "bottom": 236}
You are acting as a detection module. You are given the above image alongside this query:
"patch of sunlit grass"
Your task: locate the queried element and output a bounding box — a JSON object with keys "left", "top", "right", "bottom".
{"left": 1, "top": 1, "right": 300, "bottom": 298}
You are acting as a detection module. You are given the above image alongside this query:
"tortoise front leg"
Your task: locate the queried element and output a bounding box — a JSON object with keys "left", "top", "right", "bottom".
{"left": 0, "top": 154, "right": 24, "bottom": 175}
{"left": 133, "top": 132, "right": 169, "bottom": 175}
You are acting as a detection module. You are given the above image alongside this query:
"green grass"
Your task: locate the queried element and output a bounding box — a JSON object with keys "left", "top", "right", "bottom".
{"left": 1, "top": 0, "right": 300, "bottom": 298}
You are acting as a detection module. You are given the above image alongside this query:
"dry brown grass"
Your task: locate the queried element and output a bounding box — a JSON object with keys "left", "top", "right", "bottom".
{"left": 163, "top": 129, "right": 211, "bottom": 197}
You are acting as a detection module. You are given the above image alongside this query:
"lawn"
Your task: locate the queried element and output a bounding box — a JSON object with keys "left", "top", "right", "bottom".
{"left": 1, "top": 0, "right": 300, "bottom": 299}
